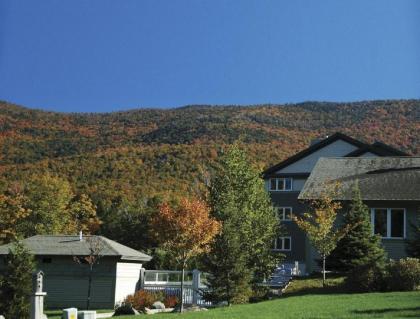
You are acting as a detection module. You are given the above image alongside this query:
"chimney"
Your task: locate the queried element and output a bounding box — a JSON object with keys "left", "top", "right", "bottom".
{"left": 79, "top": 231, "right": 83, "bottom": 241}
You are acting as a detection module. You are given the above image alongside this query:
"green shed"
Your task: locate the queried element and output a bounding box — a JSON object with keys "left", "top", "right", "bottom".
{"left": 0, "top": 235, "right": 152, "bottom": 309}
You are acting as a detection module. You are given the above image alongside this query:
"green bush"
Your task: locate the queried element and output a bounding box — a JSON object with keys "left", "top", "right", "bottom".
{"left": 0, "top": 241, "right": 35, "bottom": 319}
{"left": 113, "top": 302, "right": 137, "bottom": 316}
{"left": 124, "top": 290, "right": 165, "bottom": 312}
{"left": 386, "top": 258, "right": 420, "bottom": 291}
{"left": 345, "top": 263, "right": 386, "bottom": 292}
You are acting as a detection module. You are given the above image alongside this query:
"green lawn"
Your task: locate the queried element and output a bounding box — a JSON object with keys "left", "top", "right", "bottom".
{"left": 112, "top": 291, "right": 420, "bottom": 319}
{"left": 115, "top": 275, "right": 420, "bottom": 319}
{"left": 46, "top": 276, "right": 420, "bottom": 318}
{"left": 46, "top": 309, "right": 113, "bottom": 319}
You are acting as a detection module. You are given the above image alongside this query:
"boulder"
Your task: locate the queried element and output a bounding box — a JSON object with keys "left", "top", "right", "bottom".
{"left": 152, "top": 301, "right": 165, "bottom": 310}
{"left": 144, "top": 307, "right": 173, "bottom": 315}
{"left": 172, "top": 305, "right": 208, "bottom": 313}
{"left": 113, "top": 303, "right": 140, "bottom": 316}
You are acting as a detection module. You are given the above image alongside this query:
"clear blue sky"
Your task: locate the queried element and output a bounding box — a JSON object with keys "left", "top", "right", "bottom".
{"left": 0, "top": 0, "right": 419, "bottom": 112}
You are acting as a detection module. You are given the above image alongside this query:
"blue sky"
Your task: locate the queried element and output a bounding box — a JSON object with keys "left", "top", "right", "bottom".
{"left": 0, "top": 0, "right": 419, "bottom": 112}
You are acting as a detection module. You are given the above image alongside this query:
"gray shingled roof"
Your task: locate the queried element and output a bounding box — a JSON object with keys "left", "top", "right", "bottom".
{"left": 298, "top": 157, "right": 420, "bottom": 201}
{"left": 0, "top": 235, "right": 152, "bottom": 262}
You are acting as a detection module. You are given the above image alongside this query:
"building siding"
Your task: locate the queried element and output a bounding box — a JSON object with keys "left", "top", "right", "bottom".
{"left": 37, "top": 256, "right": 119, "bottom": 309}
{"left": 366, "top": 200, "right": 419, "bottom": 260}
{"left": 305, "top": 201, "right": 419, "bottom": 273}
{"left": 269, "top": 191, "right": 309, "bottom": 265}
{"left": 276, "top": 140, "right": 358, "bottom": 173}
{"left": 114, "top": 262, "right": 143, "bottom": 304}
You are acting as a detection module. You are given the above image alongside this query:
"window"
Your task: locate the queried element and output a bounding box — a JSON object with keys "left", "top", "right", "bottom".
{"left": 275, "top": 207, "right": 293, "bottom": 221}
{"left": 371, "top": 208, "right": 405, "bottom": 239}
{"left": 274, "top": 236, "right": 292, "bottom": 251}
{"left": 269, "top": 178, "right": 293, "bottom": 191}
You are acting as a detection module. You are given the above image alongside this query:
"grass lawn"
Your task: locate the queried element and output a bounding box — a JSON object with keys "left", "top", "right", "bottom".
{"left": 113, "top": 275, "right": 420, "bottom": 319}
{"left": 46, "top": 309, "right": 113, "bottom": 319}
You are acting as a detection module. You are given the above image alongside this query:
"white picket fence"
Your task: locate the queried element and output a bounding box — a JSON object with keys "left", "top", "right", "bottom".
{"left": 139, "top": 269, "right": 211, "bottom": 306}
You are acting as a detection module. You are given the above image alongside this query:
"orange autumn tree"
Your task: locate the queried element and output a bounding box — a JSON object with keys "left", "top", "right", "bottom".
{"left": 0, "top": 187, "right": 31, "bottom": 244}
{"left": 151, "top": 198, "right": 221, "bottom": 312}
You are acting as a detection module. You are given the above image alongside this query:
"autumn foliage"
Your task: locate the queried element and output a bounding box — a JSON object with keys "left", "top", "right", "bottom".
{"left": 151, "top": 198, "right": 221, "bottom": 266}
{"left": 293, "top": 184, "right": 350, "bottom": 286}
{"left": 0, "top": 174, "right": 101, "bottom": 244}
{"left": 151, "top": 198, "right": 220, "bottom": 311}
{"left": 124, "top": 290, "right": 163, "bottom": 312}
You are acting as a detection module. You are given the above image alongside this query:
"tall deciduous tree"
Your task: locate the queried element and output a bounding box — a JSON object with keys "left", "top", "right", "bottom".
{"left": 0, "top": 185, "right": 31, "bottom": 244}
{"left": 0, "top": 241, "right": 35, "bottom": 319}
{"left": 23, "top": 173, "right": 74, "bottom": 235}
{"left": 0, "top": 174, "right": 101, "bottom": 244}
{"left": 151, "top": 198, "right": 220, "bottom": 312}
{"left": 203, "top": 145, "right": 280, "bottom": 304}
{"left": 68, "top": 194, "right": 101, "bottom": 234}
{"left": 294, "top": 184, "right": 349, "bottom": 286}
{"left": 327, "top": 183, "right": 386, "bottom": 271}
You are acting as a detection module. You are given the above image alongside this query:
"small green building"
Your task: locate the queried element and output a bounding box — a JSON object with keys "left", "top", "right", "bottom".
{"left": 0, "top": 235, "right": 152, "bottom": 309}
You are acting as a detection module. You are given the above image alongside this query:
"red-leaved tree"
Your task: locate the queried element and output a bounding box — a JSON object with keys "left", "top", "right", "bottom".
{"left": 151, "top": 198, "right": 221, "bottom": 312}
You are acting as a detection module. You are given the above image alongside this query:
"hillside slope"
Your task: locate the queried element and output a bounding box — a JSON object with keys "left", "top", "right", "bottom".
{"left": 0, "top": 99, "right": 419, "bottom": 202}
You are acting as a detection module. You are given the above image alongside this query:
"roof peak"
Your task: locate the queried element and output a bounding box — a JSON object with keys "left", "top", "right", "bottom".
{"left": 263, "top": 132, "right": 410, "bottom": 177}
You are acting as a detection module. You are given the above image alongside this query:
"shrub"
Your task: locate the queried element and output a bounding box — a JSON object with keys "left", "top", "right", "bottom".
{"left": 345, "top": 263, "right": 386, "bottom": 292}
{"left": 0, "top": 241, "right": 35, "bottom": 319}
{"left": 124, "top": 290, "right": 164, "bottom": 312}
{"left": 249, "top": 285, "right": 272, "bottom": 303}
{"left": 113, "top": 302, "right": 137, "bottom": 316}
{"left": 386, "top": 258, "right": 420, "bottom": 291}
{"left": 163, "top": 295, "right": 179, "bottom": 308}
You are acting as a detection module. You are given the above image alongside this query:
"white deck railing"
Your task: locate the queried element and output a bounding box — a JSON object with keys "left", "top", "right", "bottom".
{"left": 139, "top": 269, "right": 211, "bottom": 306}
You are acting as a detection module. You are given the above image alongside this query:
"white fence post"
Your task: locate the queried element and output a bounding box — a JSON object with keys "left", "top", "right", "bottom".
{"left": 192, "top": 269, "right": 200, "bottom": 305}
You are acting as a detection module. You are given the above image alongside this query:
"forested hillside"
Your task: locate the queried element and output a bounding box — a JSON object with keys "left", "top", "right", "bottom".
{"left": 0, "top": 99, "right": 419, "bottom": 251}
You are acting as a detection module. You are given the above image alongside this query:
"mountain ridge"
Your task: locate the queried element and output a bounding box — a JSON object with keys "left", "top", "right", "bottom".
{"left": 0, "top": 98, "right": 418, "bottom": 202}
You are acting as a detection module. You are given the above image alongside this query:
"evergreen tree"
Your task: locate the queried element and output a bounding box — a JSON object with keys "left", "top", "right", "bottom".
{"left": 203, "top": 145, "right": 280, "bottom": 304}
{"left": 406, "top": 209, "right": 420, "bottom": 258}
{"left": 328, "top": 183, "right": 386, "bottom": 271}
{"left": 0, "top": 241, "right": 35, "bottom": 319}
{"left": 202, "top": 221, "right": 252, "bottom": 305}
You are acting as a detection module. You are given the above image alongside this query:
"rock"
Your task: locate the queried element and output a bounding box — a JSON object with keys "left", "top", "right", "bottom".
{"left": 144, "top": 307, "right": 158, "bottom": 315}
{"left": 188, "top": 306, "right": 208, "bottom": 312}
{"left": 172, "top": 305, "right": 208, "bottom": 313}
{"left": 152, "top": 301, "right": 165, "bottom": 310}
{"left": 113, "top": 303, "right": 140, "bottom": 316}
{"left": 0, "top": 315, "right": 5, "bottom": 319}
{"left": 144, "top": 307, "right": 173, "bottom": 315}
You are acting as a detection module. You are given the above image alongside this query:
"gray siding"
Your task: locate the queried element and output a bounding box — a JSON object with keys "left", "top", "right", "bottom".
{"left": 305, "top": 200, "right": 420, "bottom": 273}
{"left": 267, "top": 195, "right": 420, "bottom": 274}
{"left": 276, "top": 140, "right": 358, "bottom": 173}
{"left": 270, "top": 191, "right": 309, "bottom": 263}
{"left": 36, "top": 256, "right": 118, "bottom": 309}
{"left": 366, "top": 200, "right": 419, "bottom": 260}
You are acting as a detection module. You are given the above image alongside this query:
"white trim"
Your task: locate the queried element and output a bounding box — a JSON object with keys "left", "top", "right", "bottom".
{"left": 269, "top": 178, "right": 293, "bottom": 192}
{"left": 273, "top": 236, "right": 292, "bottom": 251}
{"left": 275, "top": 207, "right": 293, "bottom": 222}
{"left": 370, "top": 208, "right": 406, "bottom": 239}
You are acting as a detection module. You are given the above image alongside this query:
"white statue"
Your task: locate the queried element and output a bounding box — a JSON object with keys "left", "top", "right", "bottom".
{"left": 31, "top": 271, "right": 47, "bottom": 319}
